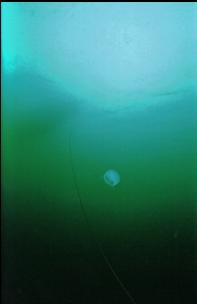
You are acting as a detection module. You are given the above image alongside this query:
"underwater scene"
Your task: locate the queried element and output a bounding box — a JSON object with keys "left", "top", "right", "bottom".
{"left": 2, "top": 3, "right": 197, "bottom": 304}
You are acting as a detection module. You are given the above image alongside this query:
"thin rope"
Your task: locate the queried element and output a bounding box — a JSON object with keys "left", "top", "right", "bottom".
{"left": 68, "top": 129, "right": 137, "bottom": 304}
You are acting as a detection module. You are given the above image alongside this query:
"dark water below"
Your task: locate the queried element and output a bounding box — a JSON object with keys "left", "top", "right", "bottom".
{"left": 2, "top": 68, "right": 197, "bottom": 304}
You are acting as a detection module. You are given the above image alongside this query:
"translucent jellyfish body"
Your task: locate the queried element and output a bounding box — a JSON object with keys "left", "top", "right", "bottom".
{"left": 103, "top": 169, "right": 120, "bottom": 187}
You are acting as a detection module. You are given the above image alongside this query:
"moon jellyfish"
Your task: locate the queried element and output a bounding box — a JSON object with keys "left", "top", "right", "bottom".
{"left": 104, "top": 169, "right": 120, "bottom": 187}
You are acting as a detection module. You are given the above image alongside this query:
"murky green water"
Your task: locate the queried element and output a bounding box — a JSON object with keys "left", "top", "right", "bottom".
{"left": 2, "top": 3, "right": 197, "bottom": 304}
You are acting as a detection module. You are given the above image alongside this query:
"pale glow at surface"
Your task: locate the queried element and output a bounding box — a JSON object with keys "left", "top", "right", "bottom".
{"left": 2, "top": 2, "right": 197, "bottom": 111}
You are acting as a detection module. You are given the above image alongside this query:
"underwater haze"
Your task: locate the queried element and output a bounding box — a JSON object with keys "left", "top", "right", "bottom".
{"left": 2, "top": 3, "right": 197, "bottom": 304}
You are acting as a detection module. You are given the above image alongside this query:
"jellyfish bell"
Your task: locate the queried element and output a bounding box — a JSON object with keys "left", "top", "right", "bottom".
{"left": 104, "top": 169, "right": 120, "bottom": 187}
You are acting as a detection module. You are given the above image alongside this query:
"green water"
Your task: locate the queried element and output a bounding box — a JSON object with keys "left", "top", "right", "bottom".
{"left": 2, "top": 3, "right": 197, "bottom": 304}
{"left": 2, "top": 67, "right": 197, "bottom": 304}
